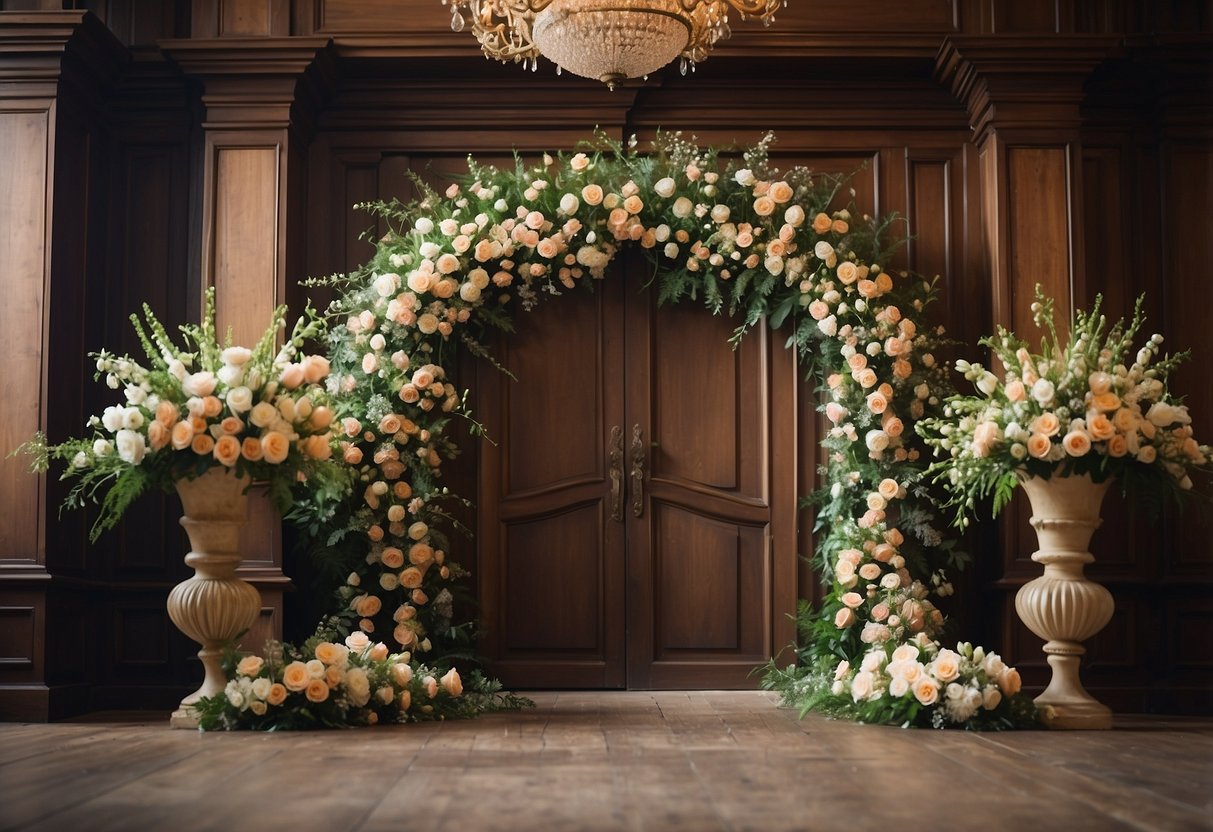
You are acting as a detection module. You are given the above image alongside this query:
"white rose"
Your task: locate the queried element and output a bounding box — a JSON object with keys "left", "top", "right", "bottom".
{"left": 217, "top": 364, "right": 243, "bottom": 387}
{"left": 663, "top": 242, "right": 679, "bottom": 259}
{"left": 865, "top": 430, "right": 889, "bottom": 452}
{"left": 653, "top": 177, "right": 676, "bottom": 198}
{"left": 121, "top": 407, "right": 144, "bottom": 431}
{"left": 221, "top": 346, "right": 252, "bottom": 367}
{"left": 784, "top": 205, "right": 805, "bottom": 227}
{"left": 251, "top": 677, "right": 272, "bottom": 699}
{"left": 101, "top": 405, "right": 125, "bottom": 432}
{"left": 226, "top": 386, "right": 253, "bottom": 414}
{"left": 115, "top": 429, "right": 147, "bottom": 465}
{"left": 72, "top": 451, "right": 89, "bottom": 468}
{"left": 817, "top": 315, "right": 838, "bottom": 337}
{"left": 559, "top": 193, "right": 579, "bottom": 215}
{"left": 765, "top": 256, "right": 784, "bottom": 276}
{"left": 710, "top": 204, "right": 731, "bottom": 224}
{"left": 92, "top": 439, "right": 113, "bottom": 457}
{"left": 182, "top": 371, "right": 217, "bottom": 398}
{"left": 124, "top": 386, "right": 147, "bottom": 406}
{"left": 414, "top": 217, "right": 434, "bottom": 235}
{"left": 373, "top": 273, "right": 400, "bottom": 297}
{"left": 167, "top": 359, "right": 188, "bottom": 381}
{"left": 459, "top": 282, "right": 482, "bottom": 303}
{"left": 672, "top": 197, "right": 693, "bottom": 218}
{"left": 1031, "top": 378, "right": 1055, "bottom": 405}
{"left": 814, "top": 241, "right": 834, "bottom": 260}
{"left": 734, "top": 168, "right": 755, "bottom": 186}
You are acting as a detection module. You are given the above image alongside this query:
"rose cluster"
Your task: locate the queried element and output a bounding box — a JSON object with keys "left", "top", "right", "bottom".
{"left": 919, "top": 286, "right": 1213, "bottom": 527}
{"left": 199, "top": 631, "right": 466, "bottom": 730}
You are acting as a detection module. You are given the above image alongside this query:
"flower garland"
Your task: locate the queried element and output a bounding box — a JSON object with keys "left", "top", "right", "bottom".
{"left": 279, "top": 130, "right": 1037, "bottom": 730}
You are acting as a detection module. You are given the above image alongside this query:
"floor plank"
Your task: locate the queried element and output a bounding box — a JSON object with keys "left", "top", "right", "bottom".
{"left": 0, "top": 692, "right": 1209, "bottom": 832}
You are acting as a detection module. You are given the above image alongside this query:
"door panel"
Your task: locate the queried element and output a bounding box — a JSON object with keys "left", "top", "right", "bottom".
{"left": 625, "top": 287, "right": 776, "bottom": 688}
{"left": 478, "top": 261, "right": 793, "bottom": 689}
{"left": 477, "top": 278, "right": 627, "bottom": 689}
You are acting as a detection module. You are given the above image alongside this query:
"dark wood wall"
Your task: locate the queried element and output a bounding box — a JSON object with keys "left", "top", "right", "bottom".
{"left": 0, "top": 0, "right": 1209, "bottom": 719}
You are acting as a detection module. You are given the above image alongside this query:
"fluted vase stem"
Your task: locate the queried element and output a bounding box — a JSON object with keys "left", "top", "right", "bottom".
{"left": 1014, "top": 472, "right": 1114, "bottom": 730}
{"left": 166, "top": 468, "right": 262, "bottom": 729}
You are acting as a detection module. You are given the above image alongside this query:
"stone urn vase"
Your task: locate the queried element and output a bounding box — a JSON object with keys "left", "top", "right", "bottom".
{"left": 1014, "top": 472, "right": 1114, "bottom": 729}
{"left": 167, "top": 467, "right": 261, "bottom": 728}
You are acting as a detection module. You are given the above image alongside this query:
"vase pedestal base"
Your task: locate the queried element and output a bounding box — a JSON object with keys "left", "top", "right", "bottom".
{"left": 1036, "top": 697, "right": 1113, "bottom": 730}
{"left": 170, "top": 706, "right": 200, "bottom": 730}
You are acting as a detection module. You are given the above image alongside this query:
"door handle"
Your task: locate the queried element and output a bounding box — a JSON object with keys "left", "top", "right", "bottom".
{"left": 630, "top": 424, "right": 646, "bottom": 518}
{"left": 608, "top": 425, "right": 624, "bottom": 522}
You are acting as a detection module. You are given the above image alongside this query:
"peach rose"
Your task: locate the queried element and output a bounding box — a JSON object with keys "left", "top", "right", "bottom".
{"left": 878, "top": 478, "right": 900, "bottom": 500}
{"left": 343, "top": 445, "right": 363, "bottom": 465}
{"left": 302, "top": 355, "right": 330, "bottom": 384}
{"left": 1092, "top": 391, "right": 1121, "bottom": 412}
{"left": 382, "top": 547, "right": 405, "bottom": 569}
{"left": 170, "top": 420, "right": 195, "bottom": 450}
{"left": 305, "top": 679, "right": 330, "bottom": 703}
{"left": 345, "top": 631, "right": 371, "bottom": 654}
{"left": 1005, "top": 380, "right": 1027, "bottom": 403}
{"left": 836, "top": 261, "right": 858, "bottom": 285}
{"left": 1062, "top": 430, "right": 1092, "bottom": 457}
{"left": 913, "top": 678, "right": 940, "bottom": 706}
{"left": 302, "top": 434, "right": 331, "bottom": 460}
{"left": 393, "top": 624, "right": 417, "bottom": 647}
{"left": 812, "top": 212, "right": 832, "bottom": 234}
{"left": 440, "top": 667, "right": 463, "bottom": 697}
{"left": 422, "top": 675, "right": 439, "bottom": 699}
{"left": 998, "top": 667, "right": 1022, "bottom": 696}
{"left": 408, "top": 543, "right": 434, "bottom": 565}
{"left": 1026, "top": 433, "right": 1052, "bottom": 459}
{"left": 310, "top": 406, "right": 334, "bottom": 430}
{"left": 279, "top": 363, "right": 305, "bottom": 389}
{"left": 834, "top": 608, "right": 856, "bottom": 628}
{"left": 147, "top": 421, "right": 170, "bottom": 451}
{"left": 1107, "top": 434, "right": 1129, "bottom": 457}
{"left": 1088, "top": 413, "right": 1115, "bottom": 441}
{"left": 213, "top": 434, "right": 241, "bottom": 467}
{"left": 866, "top": 392, "right": 888, "bottom": 415}
{"left": 882, "top": 415, "right": 905, "bottom": 438}
{"left": 191, "top": 434, "right": 215, "bottom": 456}
{"left": 1031, "top": 412, "right": 1061, "bottom": 437}
{"left": 400, "top": 567, "right": 424, "bottom": 589}
{"left": 930, "top": 650, "right": 960, "bottom": 683}
{"left": 155, "top": 400, "right": 179, "bottom": 427}
{"left": 261, "top": 431, "right": 290, "bottom": 464}
{"left": 241, "top": 437, "right": 263, "bottom": 461}
{"left": 266, "top": 682, "right": 288, "bottom": 705}
{"left": 282, "top": 661, "right": 310, "bottom": 692}
{"left": 856, "top": 369, "right": 878, "bottom": 389}
{"left": 769, "top": 181, "right": 794, "bottom": 203}
{"left": 752, "top": 196, "right": 776, "bottom": 217}
{"left": 237, "top": 655, "right": 264, "bottom": 677}
{"left": 354, "top": 594, "right": 382, "bottom": 617}
{"left": 581, "top": 184, "right": 604, "bottom": 205}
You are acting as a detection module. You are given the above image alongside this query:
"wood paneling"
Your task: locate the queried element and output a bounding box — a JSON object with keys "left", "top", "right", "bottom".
{"left": 0, "top": 109, "right": 49, "bottom": 561}
{"left": 1007, "top": 146, "right": 1073, "bottom": 333}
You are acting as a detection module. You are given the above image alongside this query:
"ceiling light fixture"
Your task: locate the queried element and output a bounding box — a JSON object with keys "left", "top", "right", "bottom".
{"left": 443, "top": 0, "right": 784, "bottom": 89}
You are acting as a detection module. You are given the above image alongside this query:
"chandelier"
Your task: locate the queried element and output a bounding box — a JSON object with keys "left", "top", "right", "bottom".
{"left": 443, "top": 0, "right": 784, "bottom": 89}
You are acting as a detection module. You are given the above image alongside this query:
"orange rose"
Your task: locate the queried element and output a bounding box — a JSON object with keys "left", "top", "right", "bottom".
{"left": 753, "top": 196, "right": 775, "bottom": 217}
{"left": 382, "top": 547, "right": 405, "bottom": 569}
{"left": 832, "top": 219, "right": 850, "bottom": 234}
{"left": 400, "top": 567, "right": 423, "bottom": 589}
{"left": 408, "top": 543, "right": 434, "bottom": 566}
{"left": 354, "top": 594, "right": 382, "bottom": 617}
{"left": 394, "top": 481, "right": 413, "bottom": 499}
{"left": 200, "top": 396, "right": 222, "bottom": 418}
{"left": 310, "top": 405, "right": 334, "bottom": 430}
{"left": 769, "top": 181, "right": 794, "bottom": 203}
{"left": 1091, "top": 391, "right": 1121, "bottom": 412}
{"left": 220, "top": 416, "right": 243, "bottom": 434}
{"left": 191, "top": 434, "right": 215, "bottom": 456}
{"left": 302, "top": 434, "right": 332, "bottom": 460}
{"left": 1107, "top": 435, "right": 1129, "bottom": 457}
{"left": 440, "top": 668, "right": 463, "bottom": 697}
{"left": 812, "top": 212, "right": 832, "bottom": 234}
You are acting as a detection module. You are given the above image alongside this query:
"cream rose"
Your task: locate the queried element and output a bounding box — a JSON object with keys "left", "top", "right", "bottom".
{"left": 581, "top": 184, "right": 604, "bottom": 205}
{"left": 236, "top": 655, "right": 264, "bottom": 677}
{"left": 913, "top": 678, "right": 940, "bottom": 706}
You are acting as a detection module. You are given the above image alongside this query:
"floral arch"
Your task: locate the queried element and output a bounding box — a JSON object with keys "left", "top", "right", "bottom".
{"left": 299, "top": 131, "right": 1035, "bottom": 729}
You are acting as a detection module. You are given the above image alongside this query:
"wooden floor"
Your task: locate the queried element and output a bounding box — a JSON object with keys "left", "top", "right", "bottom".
{"left": 1, "top": 691, "right": 1210, "bottom": 832}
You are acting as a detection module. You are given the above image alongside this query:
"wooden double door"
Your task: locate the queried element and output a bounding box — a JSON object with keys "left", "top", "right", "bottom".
{"left": 476, "top": 261, "right": 797, "bottom": 689}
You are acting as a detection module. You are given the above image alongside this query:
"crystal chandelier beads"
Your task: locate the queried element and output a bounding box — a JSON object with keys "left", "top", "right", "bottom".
{"left": 443, "top": 0, "right": 783, "bottom": 88}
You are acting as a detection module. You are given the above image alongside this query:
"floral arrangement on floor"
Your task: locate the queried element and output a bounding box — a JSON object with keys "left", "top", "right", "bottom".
{"left": 297, "top": 129, "right": 1038, "bottom": 730}
{"left": 193, "top": 631, "right": 519, "bottom": 730}
{"left": 20, "top": 289, "right": 348, "bottom": 540}
{"left": 917, "top": 286, "right": 1213, "bottom": 527}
